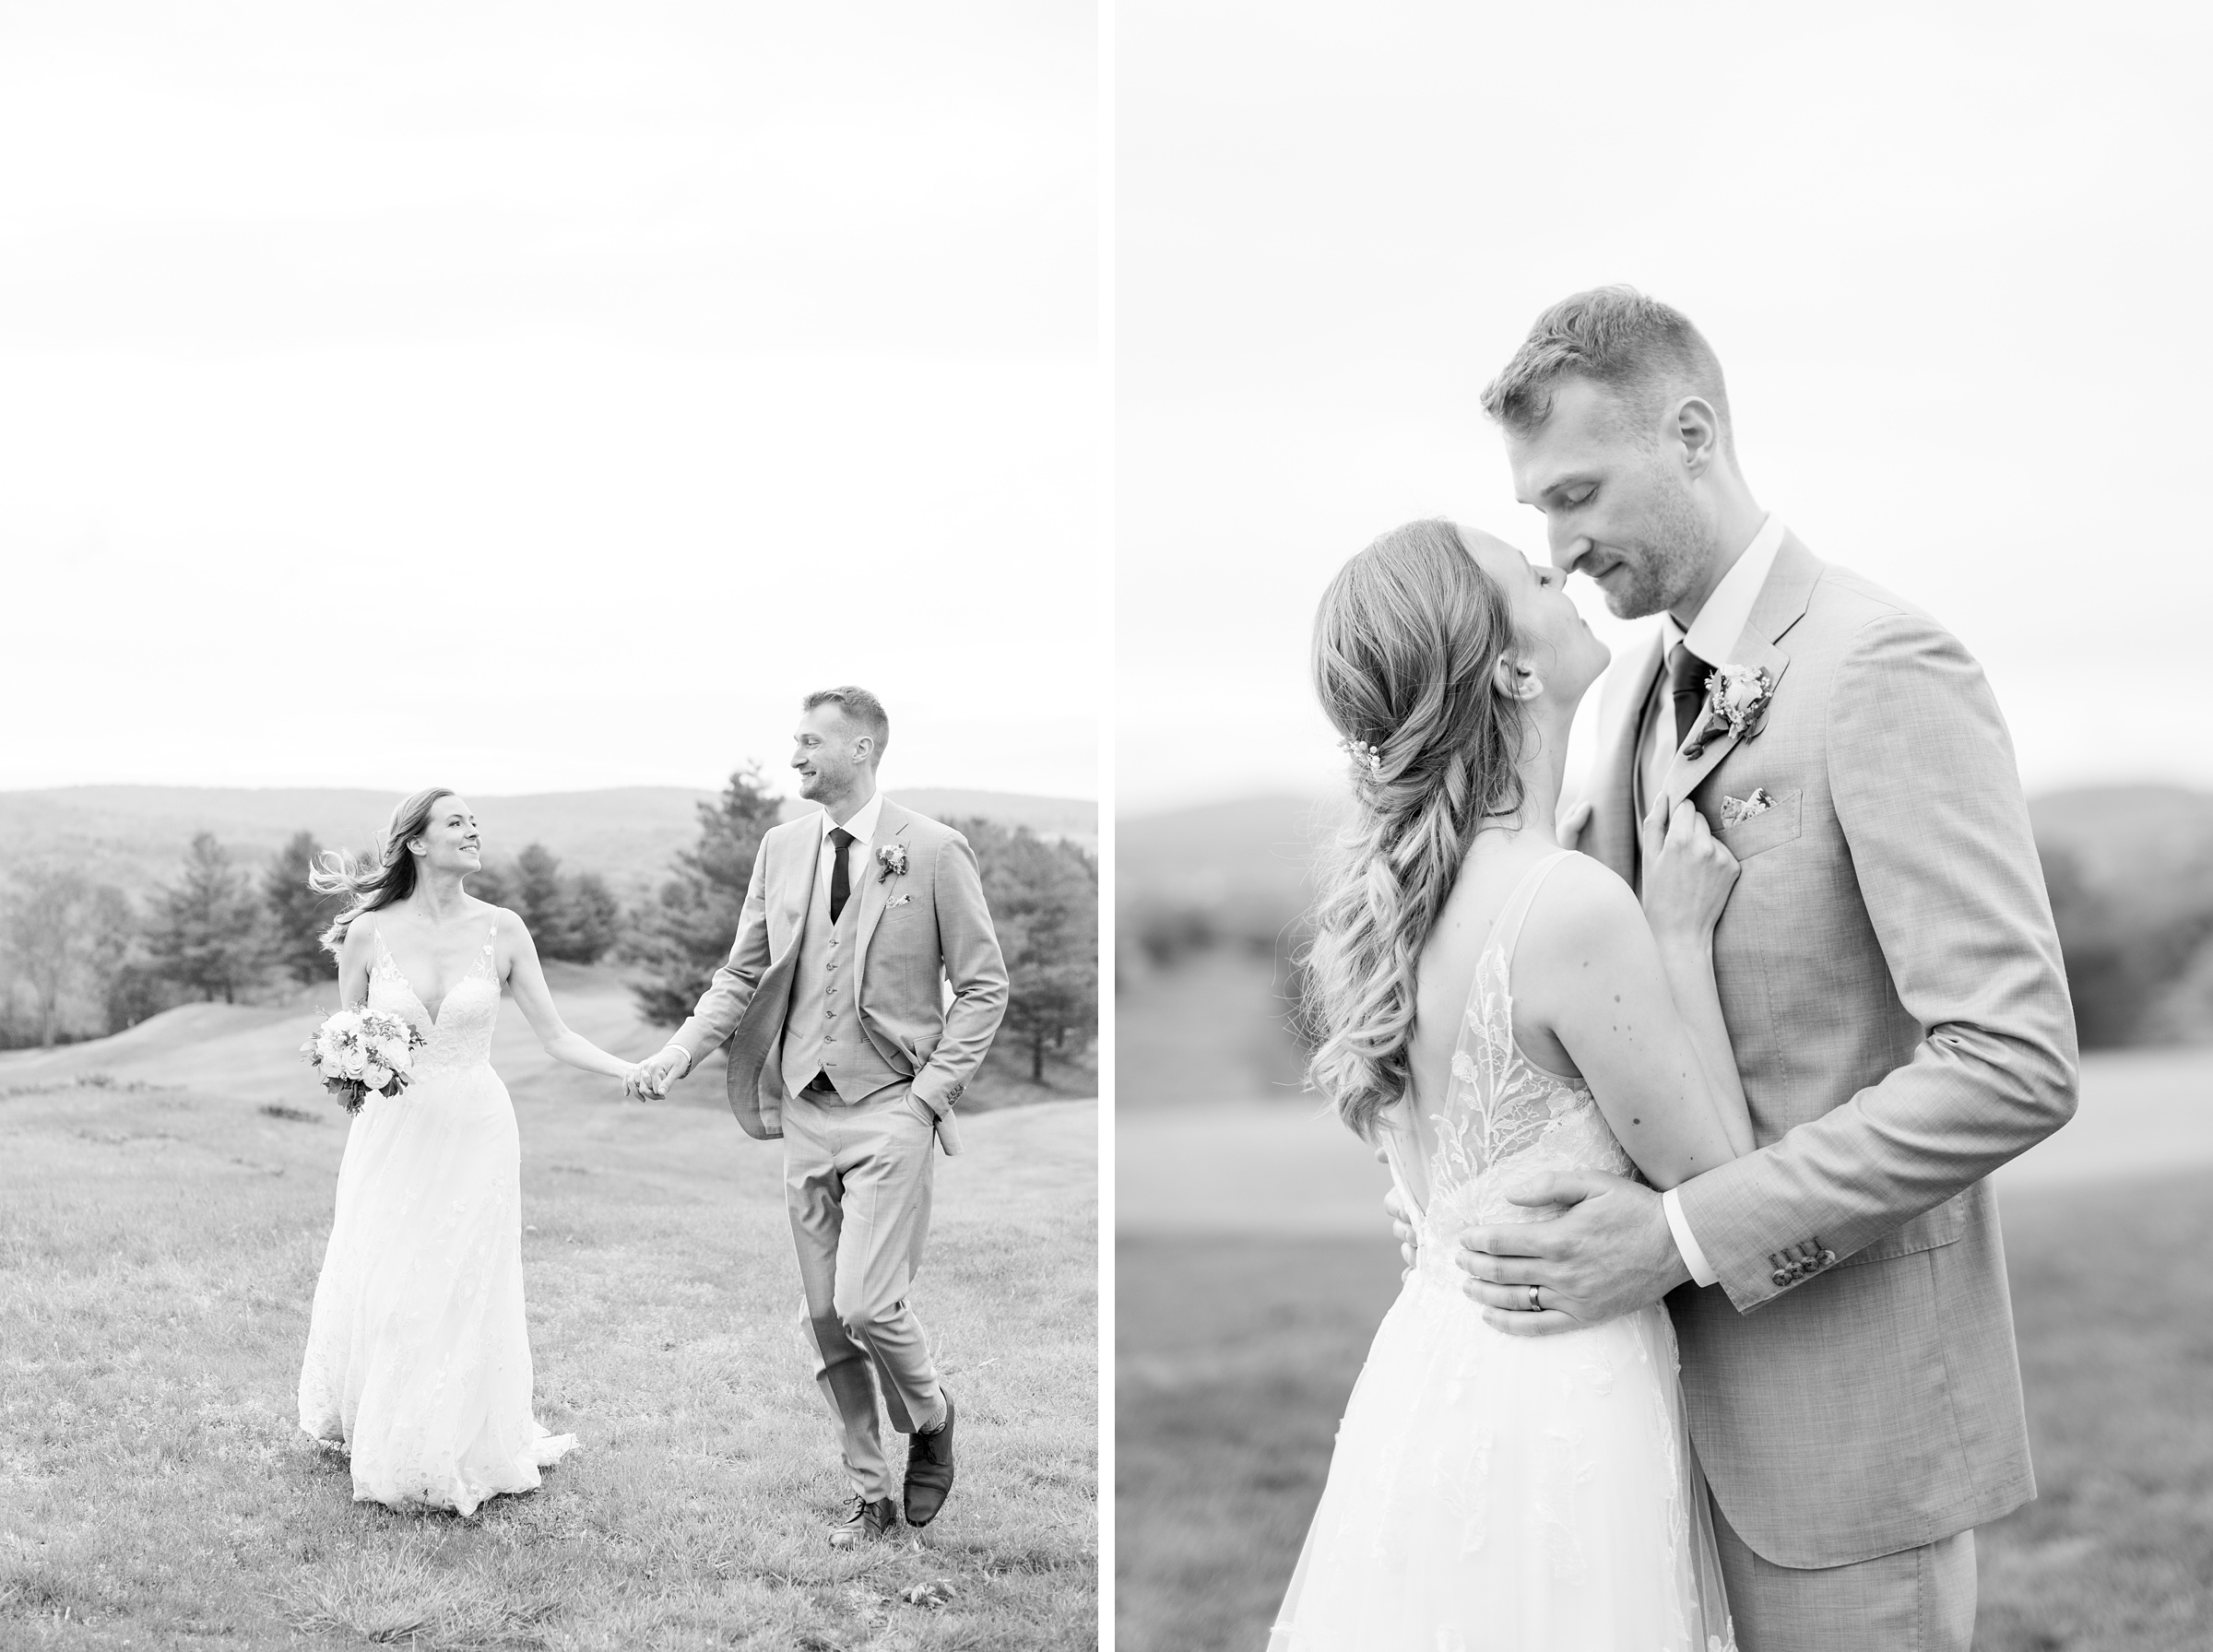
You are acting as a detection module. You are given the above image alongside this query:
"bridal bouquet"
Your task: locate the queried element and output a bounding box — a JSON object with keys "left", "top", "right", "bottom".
{"left": 301, "top": 1007, "right": 427, "bottom": 1114}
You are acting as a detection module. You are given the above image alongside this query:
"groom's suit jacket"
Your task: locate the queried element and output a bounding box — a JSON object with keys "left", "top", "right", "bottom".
{"left": 668, "top": 799, "right": 1008, "bottom": 1156}
{"left": 1577, "top": 532, "right": 2077, "bottom": 1569}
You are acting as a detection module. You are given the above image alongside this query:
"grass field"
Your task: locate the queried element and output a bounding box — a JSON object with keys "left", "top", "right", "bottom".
{"left": 0, "top": 1030, "right": 1096, "bottom": 1649}
{"left": 1117, "top": 1171, "right": 2213, "bottom": 1652}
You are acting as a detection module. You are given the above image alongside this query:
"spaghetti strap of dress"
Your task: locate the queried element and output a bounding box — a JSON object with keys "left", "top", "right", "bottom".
{"left": 1488, "top": 849, "right": 1578, "bottom": 985}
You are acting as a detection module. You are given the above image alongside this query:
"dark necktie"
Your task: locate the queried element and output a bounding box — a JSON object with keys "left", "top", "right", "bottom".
{"left": 827, "top": 827, "right": 855, "bottom": 923}
{"left": 1668, "top": 643, "right": 1710, "bottom": 749}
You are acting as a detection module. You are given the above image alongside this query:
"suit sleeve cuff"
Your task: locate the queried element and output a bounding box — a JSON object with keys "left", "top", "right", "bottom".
{"left": 1663, "top": 1186, "right": 1719, "bottom": 1287}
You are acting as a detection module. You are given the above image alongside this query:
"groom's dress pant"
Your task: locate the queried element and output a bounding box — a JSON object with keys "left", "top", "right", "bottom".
{"left": 1712, "top": 1496, "right": 1975, "bottom": 1652}
{"left": 782, "top": 1078, "right": 941, "bottom": 1504}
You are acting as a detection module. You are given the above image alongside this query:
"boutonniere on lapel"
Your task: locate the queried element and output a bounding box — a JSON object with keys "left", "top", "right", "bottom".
{"left": 876, "top": 843, "right": 908, "bottom": 884}
{"left": 1684, "top": 663, "right": 1778, "bottom": 760}
{"left": 1720, "top": 787, "right": 1775, "bottom": 829}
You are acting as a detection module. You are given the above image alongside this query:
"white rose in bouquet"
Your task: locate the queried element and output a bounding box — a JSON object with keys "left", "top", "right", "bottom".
{"left": 302, "top": 1005, "right": 430, "bottom": 1115}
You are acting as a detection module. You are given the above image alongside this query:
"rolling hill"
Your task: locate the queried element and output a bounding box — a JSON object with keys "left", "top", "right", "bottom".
{"left": 0, "top": 784, "right": 1095, "bottom": 901}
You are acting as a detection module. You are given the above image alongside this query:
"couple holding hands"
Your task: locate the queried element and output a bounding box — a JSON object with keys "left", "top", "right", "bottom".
{"left": 298, "top": 685, "right": 1007, "bottom": 1550}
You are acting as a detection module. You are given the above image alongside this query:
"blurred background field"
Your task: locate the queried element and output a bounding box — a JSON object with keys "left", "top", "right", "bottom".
{"left": 1116, "top": 782, "right": 2213, "bottom": 1652}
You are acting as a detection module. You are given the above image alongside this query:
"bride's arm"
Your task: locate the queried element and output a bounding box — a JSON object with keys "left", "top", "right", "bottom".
{"left": 337, "top": 921, "right": 374, "bottom": 1008}
{"left": 1516, "top": 822, "right": 1746, "bottom": 1189}
{"left": 1639, "top": 804, "right": 1756, "bottom": 1159}
{"left": 494, "top": 908, "right": 636, "bottom": 1081}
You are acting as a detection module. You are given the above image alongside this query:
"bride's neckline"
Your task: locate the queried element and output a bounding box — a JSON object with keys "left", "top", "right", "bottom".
{"left": 373, "top": 920, "right": 495, "bottom": 1026}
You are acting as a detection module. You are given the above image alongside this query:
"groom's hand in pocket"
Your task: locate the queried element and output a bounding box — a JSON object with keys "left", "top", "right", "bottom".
{"left": 1456, "top": 1169, "right": 1691, "bottom": 1337}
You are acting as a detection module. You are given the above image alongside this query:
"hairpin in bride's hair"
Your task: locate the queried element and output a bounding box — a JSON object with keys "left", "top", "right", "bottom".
{"left": 1338, "top": 736, "right": 1385, "bottom": 779}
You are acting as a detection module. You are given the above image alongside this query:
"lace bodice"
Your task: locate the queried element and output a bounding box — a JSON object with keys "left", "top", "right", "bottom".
{"left": 1387, "top": 852, "right": 1639, "bottom": 1292}
{"left": 367, "top": 921, "right": 502, "bottom": 1072}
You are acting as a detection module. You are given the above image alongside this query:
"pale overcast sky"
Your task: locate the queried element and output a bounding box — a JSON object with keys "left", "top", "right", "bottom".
{"left": 1117, "top": 2, "right": 2211, "bottom": 815}
{"left": 0, "top": 2, "right": 1099, "bottom": 800}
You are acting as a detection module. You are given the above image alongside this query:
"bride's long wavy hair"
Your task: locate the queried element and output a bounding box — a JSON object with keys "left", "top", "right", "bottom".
{"left": 311, "top": 787, "right": 459, "bottom": 958}
{"left": 1299, "top": 520, "right": 1533, "bottom": 1140}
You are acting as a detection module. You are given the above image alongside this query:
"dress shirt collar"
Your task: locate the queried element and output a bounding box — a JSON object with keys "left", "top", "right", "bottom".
{"left": 820, "top": 789, "right": 884, "bottom": 847}
{"left": 1663, "top": 513, "right": 1787, "bottom": 667}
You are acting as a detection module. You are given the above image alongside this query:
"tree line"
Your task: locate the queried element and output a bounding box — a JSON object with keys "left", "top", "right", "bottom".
{"left": 0, "top": 780, "right": 1100, "bottom": 1079}
{"left": 0, "top": 832, "right": 621, "bottom": 1049}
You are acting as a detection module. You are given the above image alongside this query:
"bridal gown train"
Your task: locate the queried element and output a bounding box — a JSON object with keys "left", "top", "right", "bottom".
{"left": 1271, "top": 853, "right": 1736, "bottom": 1651}
{"left": 298, "top": 919, "right": 574, "bottom": 1516}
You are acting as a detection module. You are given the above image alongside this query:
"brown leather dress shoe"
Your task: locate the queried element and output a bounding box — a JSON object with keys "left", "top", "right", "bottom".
{"left": 827, "top": 1493, "right": 898, "bottom": 1546}
{"left": 903, "top": 1391, "right": 956, "bottom": 1528}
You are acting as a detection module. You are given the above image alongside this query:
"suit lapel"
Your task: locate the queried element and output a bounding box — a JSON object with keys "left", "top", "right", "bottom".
{"left": 1587, "top": 631, "right": 1661, "bottom": 885}
{"left": 1658, "top": 536, "right": 1821, "bottom": 811}
{"left": 724, "top": 820, "right": 821, "bottom": 1141}
{"left": 852, "top": 802, "right": 909, "bottom": 974}
{"left": 787, "top": 816, "right": 821, "bottom": 933}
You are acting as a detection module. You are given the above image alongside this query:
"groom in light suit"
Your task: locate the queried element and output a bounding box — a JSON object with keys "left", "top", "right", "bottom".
{"left": 1417, "top": 289, "right": 2077, "bottom": 1649}
{"left": 633, "top": 687, "right": 1007, "bottom": 1545}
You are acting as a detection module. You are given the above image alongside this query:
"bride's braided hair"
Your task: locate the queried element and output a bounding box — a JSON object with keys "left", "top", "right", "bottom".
{"left": 1300, "top": 521, "right": 1531, "bottom": 1140}
{"left": 310, "top": 787, "right": 458, "bottom": 958}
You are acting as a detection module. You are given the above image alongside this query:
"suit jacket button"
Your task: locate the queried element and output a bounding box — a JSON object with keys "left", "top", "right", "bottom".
{"left": 1770, "top": 1268, "right": 1792, "bottom": 1288}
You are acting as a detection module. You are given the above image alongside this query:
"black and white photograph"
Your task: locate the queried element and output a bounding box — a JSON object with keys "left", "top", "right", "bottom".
{"left": 1117, "top": 6, "right": 2209, "bottom": 1652}
{"left": 11, "top": 3, "right": 2213, "bottom": 1650}
{"left": 0, "top": 5, "right": 1099, "bottom": 1648}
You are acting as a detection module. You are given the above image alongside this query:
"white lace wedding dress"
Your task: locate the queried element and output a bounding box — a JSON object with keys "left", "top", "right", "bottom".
{"left": 1272, "top": 852, "right": 1736, "bottom": 1651}
{"left": 298, "top": 919, "right": 575, "bottom": 1516}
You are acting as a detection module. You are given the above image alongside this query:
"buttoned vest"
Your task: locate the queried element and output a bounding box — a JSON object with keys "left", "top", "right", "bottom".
{"left": 779, "top": 852, "right": 903, "bottom": 1104}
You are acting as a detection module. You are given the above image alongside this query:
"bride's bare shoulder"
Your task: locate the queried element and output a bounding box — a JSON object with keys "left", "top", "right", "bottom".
{"left": 474, "top": 899, "right": 526, "bottom": 934}
{"left": 338, "top": 915, "right": 381, "bottom": 963}
{"left": 1518, "top": 854, "right": 1649, "bottom": 972}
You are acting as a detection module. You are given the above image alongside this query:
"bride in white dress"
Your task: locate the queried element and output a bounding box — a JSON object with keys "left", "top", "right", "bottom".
{"left": 1272, "top": 521, "right": 1752, "bottom": 1650}
{"left": 298, "top": 788, "right": 640, "bottom": 1516}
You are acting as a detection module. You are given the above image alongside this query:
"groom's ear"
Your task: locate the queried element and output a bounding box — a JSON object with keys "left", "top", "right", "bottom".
{"left": 1670, "top": 395, "right": 1724, "bottom": 478}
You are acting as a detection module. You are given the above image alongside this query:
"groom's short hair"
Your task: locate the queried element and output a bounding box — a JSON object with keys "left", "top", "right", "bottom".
{"left": 1482, "top": 287, "right": 1734, "bottom": 459}
{"left": 804, "top": 686, "right": 890, "bottom": 756}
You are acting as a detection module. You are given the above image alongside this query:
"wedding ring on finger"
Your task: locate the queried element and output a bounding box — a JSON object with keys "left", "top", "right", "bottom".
{"left": 1527, "top": 1284, "right": 1542, "bottom": 1312}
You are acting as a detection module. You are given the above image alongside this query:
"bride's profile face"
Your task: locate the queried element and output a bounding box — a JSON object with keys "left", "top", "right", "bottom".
{"left": 1464, "top": 529, "right": 1610, "bottom": 703}
{"left": 408, "top": 796, "right": 483, "bottom": 875}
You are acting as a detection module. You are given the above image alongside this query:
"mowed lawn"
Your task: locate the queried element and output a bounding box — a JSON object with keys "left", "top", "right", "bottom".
{"left": 0, "top": 1012, "right": 1097, "bottom": 1650}
{"left": 1118, "top": 1172, "right": 2213, "bottom": 1652}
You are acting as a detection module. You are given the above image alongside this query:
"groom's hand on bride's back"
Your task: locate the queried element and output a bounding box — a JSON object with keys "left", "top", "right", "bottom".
{"left": 1377, "top": 1155, "right": 1417, "bottom": 1274}
{"left": 1454, "top": 1169, "right": 1691, "bottom": 1337}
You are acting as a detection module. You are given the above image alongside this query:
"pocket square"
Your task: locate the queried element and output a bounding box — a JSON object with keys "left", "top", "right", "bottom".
{"left": 887, "top": 893, "right": 914, "bottom": 907}
{"left": 1720, "top": 788, "right": 1774, "bottom": 830}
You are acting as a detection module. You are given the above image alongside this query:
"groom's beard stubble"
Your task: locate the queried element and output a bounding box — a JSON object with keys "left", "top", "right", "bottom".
{"left": 1602, "top": 466, "right": 1711, "bottom": 621}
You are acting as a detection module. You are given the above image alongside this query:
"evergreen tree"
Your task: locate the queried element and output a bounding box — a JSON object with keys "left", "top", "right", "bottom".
{"left": 146, "top": 832, "right": 266, "bottom": 1004}
{"left": 513, "top": 844, "right": 565, "bottom": 937}
{"left": 467, "top": 858, "right": 513, "bottom": 909}
{"left": 263, "top": 830, "right": 346, "bottom": 985}
{"left": 958, "top": 819, "right": 1098, "bottom": 1082}
{"left": 467, "top": 848, "right": 621, "bottom": 964}
{"left": 624, "top": 764, "right": 783, "bottom": 1026}
{"left": 544, "top": 870, "right": 622, "bottom": 964}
